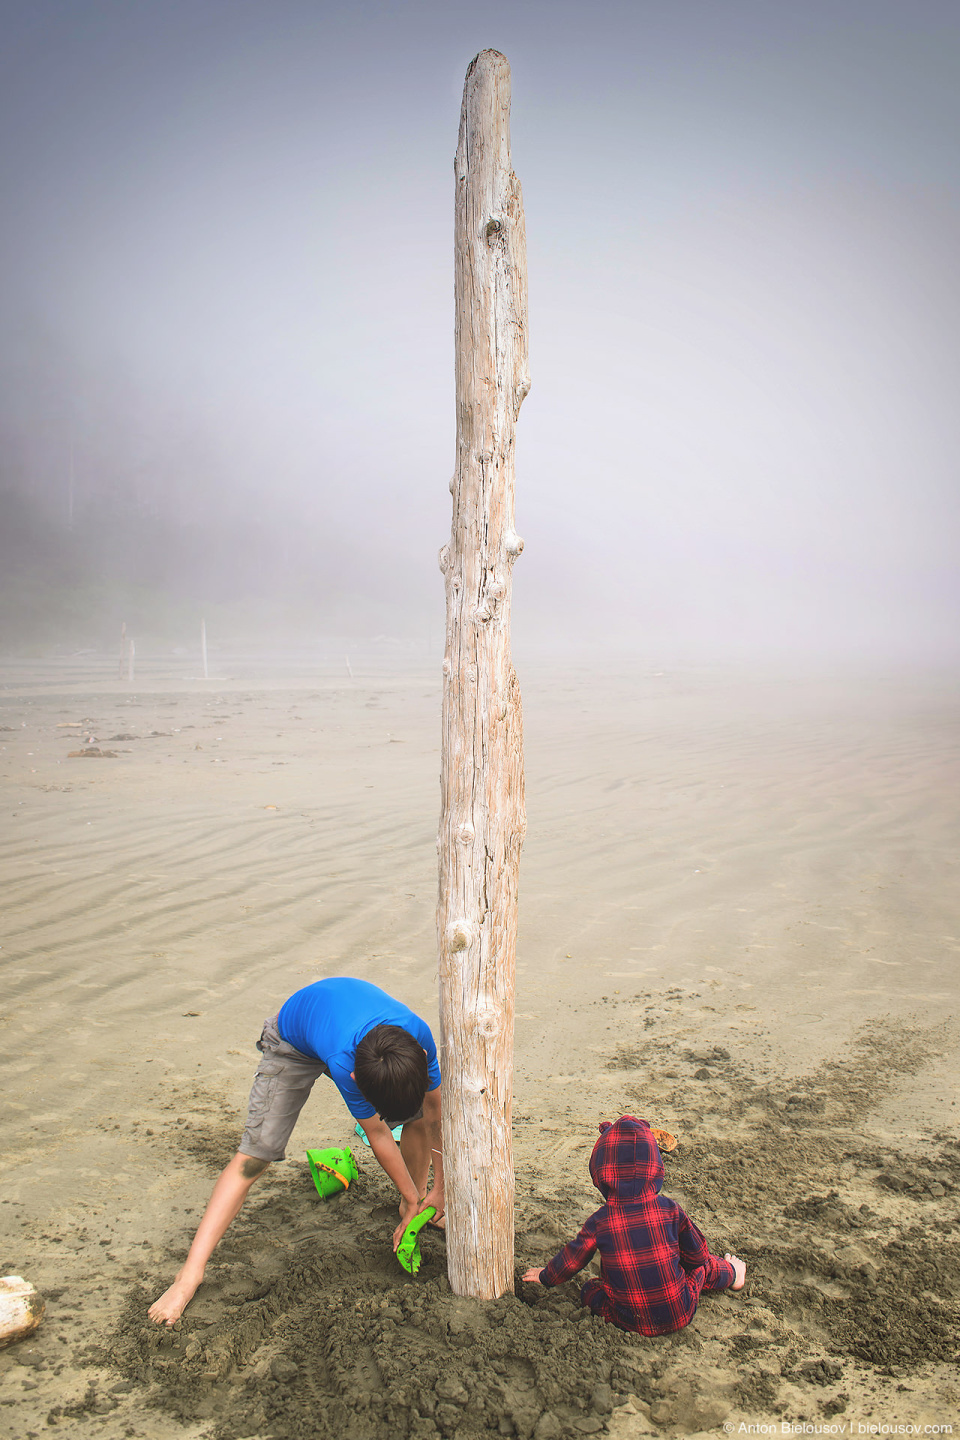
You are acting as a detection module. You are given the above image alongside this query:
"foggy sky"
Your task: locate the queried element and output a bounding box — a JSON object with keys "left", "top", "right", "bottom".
{"left": 2, "top": 0, "right": 958, "bottom": 660}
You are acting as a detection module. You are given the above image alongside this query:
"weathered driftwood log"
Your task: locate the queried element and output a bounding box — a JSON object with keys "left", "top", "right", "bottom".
{"left": 437, "top": 49, "right": 529, "bottom": 1301}
{"left": 0, "top": 1276, "right": 45, "bottom": 1346}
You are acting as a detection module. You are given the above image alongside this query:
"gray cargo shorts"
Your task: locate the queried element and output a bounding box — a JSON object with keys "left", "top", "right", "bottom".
{"left": 238, "top": 1015, "right": 332, "bottom": 1162}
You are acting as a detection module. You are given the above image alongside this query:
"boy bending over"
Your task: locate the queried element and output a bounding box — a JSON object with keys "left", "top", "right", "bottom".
{"left": 149, "top": 977, "right": 444, "bottom": 1326}
{"left": 523, "top": 1115, "right": 744, "bottom": 1335}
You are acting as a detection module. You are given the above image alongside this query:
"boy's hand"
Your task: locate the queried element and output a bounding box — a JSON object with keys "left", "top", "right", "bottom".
{"left": 393, "top": 1194, "right": 423, "bottom": 1252}
{"left": 522, "top": 1267, "right": 543, "bottom": 1283}
{"left": 421, "top": 1183, "right": 445, "bottom": 1228}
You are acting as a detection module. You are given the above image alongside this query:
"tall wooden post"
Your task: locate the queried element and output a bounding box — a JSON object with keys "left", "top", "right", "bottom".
{"left": 437, "top": 49, "right": 529, "bottom": 1301}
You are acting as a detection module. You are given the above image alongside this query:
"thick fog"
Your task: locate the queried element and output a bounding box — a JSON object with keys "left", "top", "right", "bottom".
{"left": 1, "top": 0, "right": 957, "bottom": 662}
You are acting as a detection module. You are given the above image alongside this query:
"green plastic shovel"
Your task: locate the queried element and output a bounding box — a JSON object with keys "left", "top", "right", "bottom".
{"left": 396, "top": 1206, "right": 436, "bottom": 1275}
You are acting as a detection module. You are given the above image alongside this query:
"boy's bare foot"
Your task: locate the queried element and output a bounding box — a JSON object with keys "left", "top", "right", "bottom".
{"left": 725, "top": 1253, "right": 747, "bottom": 1290}
{"left": 148, "top": 1267, "right": 204, "bottom": 1326}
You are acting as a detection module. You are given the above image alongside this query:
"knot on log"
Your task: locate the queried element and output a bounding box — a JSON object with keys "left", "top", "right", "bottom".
{"left": 446, "top": 921, "right": 473, "bottom": 952}
{"left": 504, "top": 530, "right": 524, "bottom": 559}
{"left": 474, "top": 1007, "right": 501, "bottom": 1040}
{"left": 441, "top": 657, "right": 452, "bottom": 676}
{"left": 438, "top": 544, "right": 451, "bottom": 573}
{"left": 457, "top": 822, "right": 475, "bottom": 844}
{"left": 486, "top": 576, "right": 505, "bottom": 600}
{"left": 484, "top": 217, "right": 504, "bottom": 247}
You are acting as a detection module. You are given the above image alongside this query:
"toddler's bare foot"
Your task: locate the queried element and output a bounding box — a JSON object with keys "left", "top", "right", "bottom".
{"left": 725, "top": 1253, "right": 747, "bottom": 1290}
{"left": 148, "top": 1268, "right": 203, "bottom": 1326}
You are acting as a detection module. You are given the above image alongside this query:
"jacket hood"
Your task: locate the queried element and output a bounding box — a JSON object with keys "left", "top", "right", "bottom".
{"left": 590, "top": 1115, "right": 663, "bottom": 1200}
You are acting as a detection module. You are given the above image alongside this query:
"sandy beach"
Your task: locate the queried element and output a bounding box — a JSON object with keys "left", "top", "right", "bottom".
{"left": 1, "top": 651, "right": 958, "bottom": 1439}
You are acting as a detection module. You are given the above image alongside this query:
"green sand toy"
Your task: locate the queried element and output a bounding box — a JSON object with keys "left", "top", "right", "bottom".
{"left": 306, "top": 1145, "right": 359, "bottom": 1199}
{"left": 396, "top": 1206, "right": 436, "bottom": 1275}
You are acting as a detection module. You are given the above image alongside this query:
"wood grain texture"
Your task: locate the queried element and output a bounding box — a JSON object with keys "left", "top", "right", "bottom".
{"left": 437, "top": 49, "right": 529, "bottom": 1300}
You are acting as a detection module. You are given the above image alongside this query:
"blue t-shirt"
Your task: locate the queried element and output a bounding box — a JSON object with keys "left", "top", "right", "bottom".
{"left": 277, "top": 977, "right": 441, "bottom": 1121}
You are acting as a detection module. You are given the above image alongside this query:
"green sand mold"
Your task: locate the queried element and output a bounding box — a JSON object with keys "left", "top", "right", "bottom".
{"left": 306, "top": 1145, "right": 359, "bottom": 1199}
{"left": 396, "top": 1206, "right": 436, "bottom": 1275}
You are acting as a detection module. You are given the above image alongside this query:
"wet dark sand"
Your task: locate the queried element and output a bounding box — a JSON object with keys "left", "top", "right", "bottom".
{"left": 1, "top": 653, "right": 957, "bottom": 1438}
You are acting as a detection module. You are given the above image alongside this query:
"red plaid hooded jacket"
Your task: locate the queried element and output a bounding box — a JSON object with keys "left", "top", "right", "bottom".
{"left": 538, "top": 1115, "right": 735, "bottom": 1335}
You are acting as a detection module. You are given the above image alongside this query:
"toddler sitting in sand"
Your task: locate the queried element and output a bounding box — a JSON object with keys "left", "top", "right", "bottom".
{"left": 522, "top": 1115, "right": 745, "bottom": 1335}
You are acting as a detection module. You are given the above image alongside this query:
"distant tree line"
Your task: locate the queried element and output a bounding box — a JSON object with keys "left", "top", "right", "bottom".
{"left": 0, "top": 325, "right": 434, "bottom": 651}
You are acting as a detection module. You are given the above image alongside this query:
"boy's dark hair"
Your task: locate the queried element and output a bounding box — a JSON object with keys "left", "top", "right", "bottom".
{"left": 354, "top": 1025, "right": 428, "bottom": 1120}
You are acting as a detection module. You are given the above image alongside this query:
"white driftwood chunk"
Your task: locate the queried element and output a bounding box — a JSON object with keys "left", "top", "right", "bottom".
{"left": 438, "top": 49, "right": 529, "bottom": 1302}
{"left": 0, "top": 1276, "right": 45, "bottom": 1346}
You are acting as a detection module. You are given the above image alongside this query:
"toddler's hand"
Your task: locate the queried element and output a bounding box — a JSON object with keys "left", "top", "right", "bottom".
{"left": 725, "top": 1253, "right": 747, "bottom": 1290}
{"left": 521, "top": 1267, "right": 543, "bottom": 1283}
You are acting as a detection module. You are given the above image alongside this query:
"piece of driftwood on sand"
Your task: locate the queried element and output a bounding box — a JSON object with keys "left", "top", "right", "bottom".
{"left": 0, "top": 1276, "right": 45, "bottom": 1347}
{"left": 437, "top": 48, "right": 530, "bottom": 1301}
